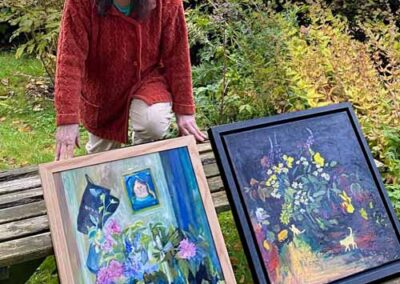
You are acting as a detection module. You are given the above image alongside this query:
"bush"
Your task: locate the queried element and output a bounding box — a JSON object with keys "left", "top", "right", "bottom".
{"left": 188, "top": 0, "right": 400, "bottom": 214}
{"left": 0, "top": 0, "right": 63, "bottom": 83}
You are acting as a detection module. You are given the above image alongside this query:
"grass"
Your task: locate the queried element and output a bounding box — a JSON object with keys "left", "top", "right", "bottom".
{"left": 0, "top": 51, "right": 253, "bottom": 283}
{"left": 0, "top": 52, "right": 87, "bottom": 169}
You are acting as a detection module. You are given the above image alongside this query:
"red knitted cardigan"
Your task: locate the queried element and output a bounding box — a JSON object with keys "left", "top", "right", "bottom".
{"left": 55, "top": 0, "right": 194, "bottom": 143}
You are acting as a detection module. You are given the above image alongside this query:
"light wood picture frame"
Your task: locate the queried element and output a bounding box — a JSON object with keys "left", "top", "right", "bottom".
{"left": 40, "top": 136, "right": 235, "bottom": 284}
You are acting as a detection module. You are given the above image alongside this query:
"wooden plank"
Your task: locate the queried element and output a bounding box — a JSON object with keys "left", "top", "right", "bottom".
{"left": 203, "top": 162, "right": 220, "bottom": 178}
{"left": 0, "top": 201, "right": 47, "bottom": 225}
{"left": 208, "top": 176, "right": 224, "bottom": 193}
{"left": 0, "top": 165, "right": 38, "bottom": 182}
{"left": 0, "top": 232, "right": 53, "bottom": 267}
{"left": 212, "top": 191, "right": 230, "bottom": 213}
{"left": 0, "top": 187, "right": 43, "bottom": 209}
{"left": 0, "top": 176, "right": 41, "bottom": 195}
{"left": 0, "top": 215, "right": 49, "bottom": 242}
{"left": 197, "top": 141, "right": 212, "bottom": 154}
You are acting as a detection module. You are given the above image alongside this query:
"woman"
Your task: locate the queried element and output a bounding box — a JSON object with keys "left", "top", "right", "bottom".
{"left": 54, "top": 0, "right": 206, "bottom": 160}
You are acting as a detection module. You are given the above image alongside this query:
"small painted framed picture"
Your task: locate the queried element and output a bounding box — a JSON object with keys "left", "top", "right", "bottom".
{"left": 209, "top": 103, "right": 400, "bottom": 284}
{"left": 123, "top": 169, "right": 159, "bottom": 212}
{"left": 39, "top": 136, "right": 235, "bottom": 284}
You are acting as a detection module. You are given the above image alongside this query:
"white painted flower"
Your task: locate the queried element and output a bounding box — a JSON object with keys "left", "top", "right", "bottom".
{"left": 298, "top": 183, "right": 303, "bottom": 189}
{"left": 292, "top": 182, "right": 299, "bottom": 189}
{"left": 294, "top": 200, "right": 300, "bottom": 206}
{"left": 282, "top": 168, "right": 289, "bottom": 174}
{"left": 300, "top": 209, "right": 306, "bottom": 214}
{"left": 302, "top": 161, "right": 309, "bottom": 167}
{"left": 296, "top": 160, "right": 300, "bottom": 165}
{"left": 323, "top": 173, "right": 330, "bottom": 181}
{"left": 255, "top": 208, "right": 269, "bottom": 222}
{"left": 300, "top": 157, "right": 306, "bottom": 161}
{"left": 267, "top": 169, "right": 273, "bottom": 175}
{"left": 313, "top": 171, "right": 319, "bottom": 176}
{"left": 318, "top": 168, "right": 323, "bottom": 173}
{"left": 316, "top": 164, "right": 321, "bottom": 169}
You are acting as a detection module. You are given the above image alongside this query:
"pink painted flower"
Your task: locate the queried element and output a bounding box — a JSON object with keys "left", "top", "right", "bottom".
{"left": 96, "top": 260, "right": 124, "bottom": 284}
{"left": 101, "top": 236, "right": 114, "bottom": 252}
{"left": 177, "top": 238, "right": 196, "bottom": 260}
{"left": 105, "top": 219, "right": 121, "bottom": 235}
{"left": 108, "top": 260, "right": 124, "bottom": 278}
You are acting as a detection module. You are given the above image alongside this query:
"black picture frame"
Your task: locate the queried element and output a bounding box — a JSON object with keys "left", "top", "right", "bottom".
{"left": 208, "top": 103, "right": 400, "bottom": 284}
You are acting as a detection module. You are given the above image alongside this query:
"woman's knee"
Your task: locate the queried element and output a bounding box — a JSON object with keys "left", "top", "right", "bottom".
{"left": 131, "top": 100, "right": 173, "bottom": 143}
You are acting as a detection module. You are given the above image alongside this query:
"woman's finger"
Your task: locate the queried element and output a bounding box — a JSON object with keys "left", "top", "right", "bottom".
{"left": 55, "top": 142, "right": 61, "bottom": 161}
{"left": 191, "top": 122, "right": 207, "bottom": 140}
{"left": 179, "top": 126, "right": 190, "bottom": 136}
{"left": 186, "top": 123, "right": 205, "bottom": 142}
{"left": 66, "top": 143, "right": 75, "bottom": 159}
{"left": 59, "top": 143, "right": 68, "bottom": 161}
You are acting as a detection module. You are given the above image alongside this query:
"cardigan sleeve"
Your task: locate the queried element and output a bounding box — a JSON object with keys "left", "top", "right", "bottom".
{"left": 161, "top": 1, "right": 195, "bottom": 115}
{"left": 54, "top": 0, "right": 91, "bottom": 126}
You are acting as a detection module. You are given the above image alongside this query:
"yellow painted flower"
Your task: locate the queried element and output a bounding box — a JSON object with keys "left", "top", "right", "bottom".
{"left": 286, "top": 156, "right": 294, "bottom": 168}
{"left": 313, "top": 152, "right": 325, "bottom": 167}
{"left": 263, "top": 240, "right": 271, "bottom": 251}
{"left": 278, "top": 229, "right": 288, "bottom": 242}
{"left": 360, "top": 208, "right": 368, "bottom": 220}
{"left": 340, "top": 191, "right": 355, "bottom": 214}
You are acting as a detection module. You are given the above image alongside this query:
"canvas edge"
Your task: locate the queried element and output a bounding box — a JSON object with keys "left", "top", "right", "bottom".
{"left": 38, "top": 163, "right": 74, "bottom": 284}
{"left": 186, "top": 137, "right": 237, "bottom": 284}
{"left": 208, "top": 127, "right": 269, "bottom": 284}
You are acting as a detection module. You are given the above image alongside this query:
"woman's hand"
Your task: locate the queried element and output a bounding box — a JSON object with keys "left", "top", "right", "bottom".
{"left": 176, "top": 114, "right": 207, "bottom": 142}
{"left": 55, "top": 124, "right": 80, "bottom": 161}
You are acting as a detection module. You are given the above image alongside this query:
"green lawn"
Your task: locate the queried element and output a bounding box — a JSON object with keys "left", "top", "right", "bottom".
{"left": 0, "top": 52, "right": 87, "bottom": 169}
{"left": 0, "top": 51, "right": 253, "bottom": 283}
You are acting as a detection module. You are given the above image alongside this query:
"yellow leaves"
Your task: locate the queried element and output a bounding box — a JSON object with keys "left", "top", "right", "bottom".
{"left": 263, "top": 240, "right": 271, "bottom": 251}
{"left": 360, "top": 208, "right": 368, "bottom": 220}
{"left": 278, "top": 229, "right": 288, "bottom": 242}
{"left": 339, "top": 191, "right": 355, "bottom": 214}
{"left": 313, "top": 152, "right": 325, "bottom": 167}
{"left": 283, "top": 155, "right": 294, "bottom": 168}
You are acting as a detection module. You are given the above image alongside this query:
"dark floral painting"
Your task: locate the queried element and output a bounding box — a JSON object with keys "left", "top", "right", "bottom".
{"left": 223, "top": 111, "right": 400, "bottom": 283}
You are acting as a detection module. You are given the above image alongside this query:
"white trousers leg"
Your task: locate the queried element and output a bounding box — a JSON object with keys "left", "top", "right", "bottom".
{"left": 86, "top": 99, "right": 173, "bottom": 154}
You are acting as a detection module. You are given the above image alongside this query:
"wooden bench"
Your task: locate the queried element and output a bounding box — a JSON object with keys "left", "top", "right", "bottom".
{"left": 0, "top": 142, "right": 229, "bottom": 273}
{"left": 0, "top": 142, "right": 399, "bottom": 283}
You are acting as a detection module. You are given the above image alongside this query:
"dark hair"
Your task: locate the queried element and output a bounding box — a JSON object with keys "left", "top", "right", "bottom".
{"left": 96, "top": 0, "right": 152, "bottom": 19}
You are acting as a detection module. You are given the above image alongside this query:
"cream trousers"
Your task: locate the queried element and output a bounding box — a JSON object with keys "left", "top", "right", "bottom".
{"left": 86, "top": 99, "right": 173, "bottom": 154}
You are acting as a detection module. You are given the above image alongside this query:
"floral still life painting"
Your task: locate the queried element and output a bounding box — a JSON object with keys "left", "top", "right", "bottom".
{"left": 209, "top": 104, "right": 400, "bottom": 284}
{"left": 39, "top": 137, "right": 235, "bottom": 284}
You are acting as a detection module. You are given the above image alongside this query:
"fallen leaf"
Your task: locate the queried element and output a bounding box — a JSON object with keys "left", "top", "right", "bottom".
{"left": 33, "top": 104, "right": 43, "bottom": 112}
{"left": 1, "top": 78, "right": 9, "bottom": 86}
{"left": 239, "top": 275, "right": 245, "bottom": 283}
{"left": 0, "top": 117, "right": 6, "bottom": 122}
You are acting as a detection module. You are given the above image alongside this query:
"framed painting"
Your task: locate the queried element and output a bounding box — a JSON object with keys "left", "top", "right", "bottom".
{"left": 208, "top": 103, "right": 400, "bottom": 284}
{"left": 39, "top": 136, "right": 235, "bottom": 284}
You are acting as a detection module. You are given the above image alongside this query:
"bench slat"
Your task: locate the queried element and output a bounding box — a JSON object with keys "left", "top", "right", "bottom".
{"left": 0, "top": 201, "right": 47, "bottom": 225}
{"left": 0, "top": 187, "right": 43, "bottom": 209}
{"left": 0, "top": 165, "right": 38, "bottom": 182}
{"left": 0, "top": 232, "right": 53, "bottom": 267}
{"left": 0, "top": 176, "right": 42, "bottom": 195}
{"left": 0, "top": 215, "right": 49, "bottom": 243}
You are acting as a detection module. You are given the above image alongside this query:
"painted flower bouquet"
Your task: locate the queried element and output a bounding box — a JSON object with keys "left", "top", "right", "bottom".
{"left": 244, "top": 129, "right": 391, "bottom": 260}
{"left": 79, "top": 177, "right": 221, "bottom": 284}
